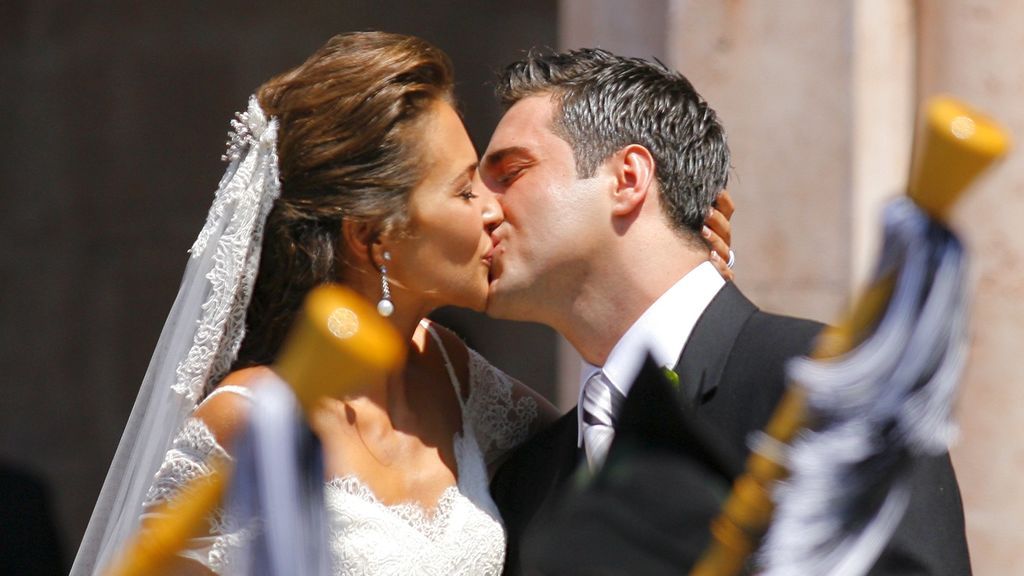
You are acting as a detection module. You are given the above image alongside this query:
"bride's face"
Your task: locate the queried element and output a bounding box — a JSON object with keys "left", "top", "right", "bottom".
{"left": 385, "top": 101, "right": 502, "bottom": 313}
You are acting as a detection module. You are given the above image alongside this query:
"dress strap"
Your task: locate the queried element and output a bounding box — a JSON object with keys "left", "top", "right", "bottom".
{"left": 421, "top": 320, "right": 467, "bottom": 411}
{"left": 200, "top": 384, "right": 256, "bottom": 406}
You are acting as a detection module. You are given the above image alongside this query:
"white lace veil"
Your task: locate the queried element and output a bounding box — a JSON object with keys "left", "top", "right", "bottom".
{"left": 71, "top": 96, "right": 281, "bottom": 575}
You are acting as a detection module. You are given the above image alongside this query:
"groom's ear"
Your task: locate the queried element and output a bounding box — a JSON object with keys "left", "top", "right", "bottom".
{"left": 610, "top": 144, "right": 655, "bottom": 217}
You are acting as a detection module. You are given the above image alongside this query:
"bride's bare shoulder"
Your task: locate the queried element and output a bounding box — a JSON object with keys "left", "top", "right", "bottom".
{"left": 192, "top": 366, "right": 271, "bottom": 451}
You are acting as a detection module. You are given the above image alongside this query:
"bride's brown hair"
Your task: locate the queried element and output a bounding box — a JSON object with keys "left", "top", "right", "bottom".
{"left": 226, "top": 31, "right": 454, "bottom": 379}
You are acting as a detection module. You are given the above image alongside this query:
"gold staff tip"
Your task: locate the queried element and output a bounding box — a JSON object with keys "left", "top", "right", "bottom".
{"left": 908, "top": 96, "right": 1011, "bottom": 219}
{"left": 275, "top": 284, "right": 406, "bottom": 409}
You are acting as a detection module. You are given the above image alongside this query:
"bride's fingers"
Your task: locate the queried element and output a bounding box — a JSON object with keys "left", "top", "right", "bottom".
{"left": 702, "top": 223, "right": 731, "bottom": 263}
{"left": 714, "top": 189, "right": 735, "bottom": 220}
{"left": 704, "top": 208, "right": 731, "bottom": 248}
{"left": 709, "top": 249, "right": 734, "bottom": 281}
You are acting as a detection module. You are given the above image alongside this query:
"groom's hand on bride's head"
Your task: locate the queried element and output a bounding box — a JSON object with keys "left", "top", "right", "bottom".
{"left": 704, "top": 189, "right": 735, "bottom": 281}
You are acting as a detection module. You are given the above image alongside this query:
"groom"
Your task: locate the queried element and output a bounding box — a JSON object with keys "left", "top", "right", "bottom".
{"left": 479, "top": 49, "right": 970, "bottom": 574}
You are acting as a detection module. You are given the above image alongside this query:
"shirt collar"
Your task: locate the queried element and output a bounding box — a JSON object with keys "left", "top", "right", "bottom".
{"left": 577, "top": 261, "right": 725, "bottom": 445}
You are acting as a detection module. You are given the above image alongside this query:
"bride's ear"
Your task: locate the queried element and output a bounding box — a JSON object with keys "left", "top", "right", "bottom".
{"left": 342, "top": 220, "right": 384, "bottom": 270}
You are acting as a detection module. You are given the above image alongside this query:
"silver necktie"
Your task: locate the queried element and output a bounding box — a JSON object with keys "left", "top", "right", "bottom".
{"left": 581, "top": 370, "right": 626, "bottom": 470}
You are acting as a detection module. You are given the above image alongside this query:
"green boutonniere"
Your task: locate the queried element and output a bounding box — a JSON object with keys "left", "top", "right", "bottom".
{"left": 662, "top": 366, "right": 680, "bottom": 390}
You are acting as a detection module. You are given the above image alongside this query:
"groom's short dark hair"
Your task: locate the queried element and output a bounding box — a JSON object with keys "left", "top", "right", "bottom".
{"left": 497, "top": 48, "right": 730, "bottom": 238}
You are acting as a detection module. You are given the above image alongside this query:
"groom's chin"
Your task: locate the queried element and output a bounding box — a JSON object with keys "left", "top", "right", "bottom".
{"left": 483, "top": 288, "right": 534, "bottom": 324}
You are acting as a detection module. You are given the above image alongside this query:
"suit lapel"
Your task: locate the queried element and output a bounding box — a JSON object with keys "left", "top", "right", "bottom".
{"left": 546, "top": 407, "right": 583, "bottom": 485}
{"left": 673, "top": 283, "right": 758, "bottom": 405}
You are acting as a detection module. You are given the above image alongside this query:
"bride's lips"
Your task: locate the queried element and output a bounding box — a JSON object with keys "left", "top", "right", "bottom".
{"left": 485, "top": 240, "right": 503, "bottom": 280}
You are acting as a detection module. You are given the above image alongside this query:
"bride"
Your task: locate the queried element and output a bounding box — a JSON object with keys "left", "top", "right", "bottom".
{"left": 71, "top": 31, "right": 733, "bottom": 575}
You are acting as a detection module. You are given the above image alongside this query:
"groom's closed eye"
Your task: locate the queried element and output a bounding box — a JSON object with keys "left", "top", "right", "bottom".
{"left": 482, "top": 147, "right": 534, "bottom": 188}
{"left": 496, "top": 165, "right": 528, "bottom": 186}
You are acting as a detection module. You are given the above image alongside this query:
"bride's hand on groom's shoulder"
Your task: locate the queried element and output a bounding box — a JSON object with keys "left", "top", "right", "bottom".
{"left": 704, "top": 189, "right": 735, "bottom": 281}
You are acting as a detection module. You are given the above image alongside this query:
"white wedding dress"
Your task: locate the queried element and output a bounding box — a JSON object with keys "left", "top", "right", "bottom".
{"left": 143, "top": 326, "right": 538, "bottom": 575}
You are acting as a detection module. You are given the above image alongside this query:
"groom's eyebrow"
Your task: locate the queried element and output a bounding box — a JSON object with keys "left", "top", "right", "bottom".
{"left": 482, "top": 147, "right": 531, "bottom": 170}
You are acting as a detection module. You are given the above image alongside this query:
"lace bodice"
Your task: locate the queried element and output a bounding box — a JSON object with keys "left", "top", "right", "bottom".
{"left": 465, "top": 349, "right": 539, "bottom": 467}
{"left": 324, "top": 420, "right": 503, "bottom": 576}
{"left": 144, "top": 331, "right": 537, "bottom": 575}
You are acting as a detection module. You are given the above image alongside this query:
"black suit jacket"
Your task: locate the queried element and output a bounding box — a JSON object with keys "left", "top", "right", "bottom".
{"left": 491, "top": 283, "right": 970, "bottom": 575}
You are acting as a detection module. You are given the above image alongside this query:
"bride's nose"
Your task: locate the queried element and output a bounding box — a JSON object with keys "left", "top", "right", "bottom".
{"left": 477, "top": 181, "right": 503, "bottom": 234}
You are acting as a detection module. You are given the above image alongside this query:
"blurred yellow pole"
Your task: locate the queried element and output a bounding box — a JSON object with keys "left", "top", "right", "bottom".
{"left": 690, "top": 96, "right": 1009, "bottom": 576}
{"left": 104, "top": 285, "right": 405, "bottom": 576}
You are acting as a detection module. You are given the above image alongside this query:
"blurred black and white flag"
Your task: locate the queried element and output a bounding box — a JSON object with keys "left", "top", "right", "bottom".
{"left": 225, "top": 375, "right": 332, "bottom": 576}
{"left": 759, "top": 197, "right": 968, "bottom": 576}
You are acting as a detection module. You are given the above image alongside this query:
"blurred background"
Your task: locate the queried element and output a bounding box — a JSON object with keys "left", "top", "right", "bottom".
{"left": 2, "top": 1, "right": 1021, "bottom": 573}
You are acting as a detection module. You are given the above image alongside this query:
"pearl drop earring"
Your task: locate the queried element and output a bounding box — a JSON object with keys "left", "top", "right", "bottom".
{"left": 377, "top": 251, "right": 394, "bottom": 317}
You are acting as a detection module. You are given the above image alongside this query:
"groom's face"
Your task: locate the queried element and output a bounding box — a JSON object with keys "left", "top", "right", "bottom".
{"left": 477, "top": 94, "right": 609, "bottom": 323}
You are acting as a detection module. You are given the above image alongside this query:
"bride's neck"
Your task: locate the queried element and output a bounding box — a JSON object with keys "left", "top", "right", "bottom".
{"left": 339, "top": 266, "right": 434, "bottom": 345}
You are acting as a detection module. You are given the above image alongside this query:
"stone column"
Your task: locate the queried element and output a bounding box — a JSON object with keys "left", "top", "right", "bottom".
{"left": 918, "top": 2, "right": 1024, "bottom": 573}
{"left": 669, "top": 0, "right": 864, "bottom": 319}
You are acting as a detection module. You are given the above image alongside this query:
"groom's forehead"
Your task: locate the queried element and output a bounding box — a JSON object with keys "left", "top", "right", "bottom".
{"left": 492, "top": 96, "right": 557, "bottom": 138}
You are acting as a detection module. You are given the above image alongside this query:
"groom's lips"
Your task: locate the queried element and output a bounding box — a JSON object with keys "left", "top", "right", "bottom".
{"left": 486, "top": 241, "right": 504, "bottom": 282}
{"left": 487, "top": 225, "right": 507, "bottom": 283}
{"left": 485, "top": 241, "right": 499, "bottom": 260}
{"left": 485, "top": 237, "right": 503, "bottom": 261}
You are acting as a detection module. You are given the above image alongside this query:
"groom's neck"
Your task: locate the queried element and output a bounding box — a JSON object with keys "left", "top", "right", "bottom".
{"left": 555, "top": 244, "right": 707, "bottom": 366}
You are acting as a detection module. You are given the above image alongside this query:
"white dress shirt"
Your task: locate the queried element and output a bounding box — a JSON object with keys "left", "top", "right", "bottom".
{"left": 577, "top": 261, "right": 726, "bottom": 448}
